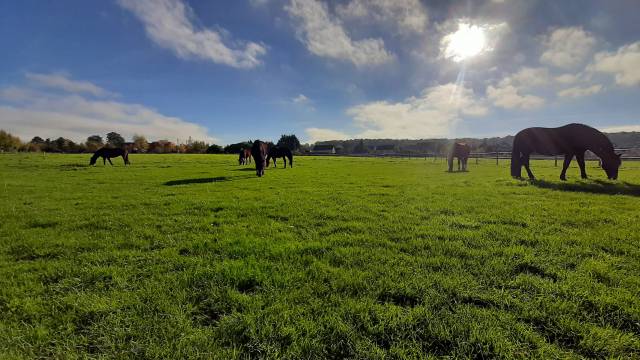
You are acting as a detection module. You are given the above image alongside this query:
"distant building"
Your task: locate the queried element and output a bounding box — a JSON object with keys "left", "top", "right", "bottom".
{"left": 312, "top": 144, "right": 336, "bottom": 154}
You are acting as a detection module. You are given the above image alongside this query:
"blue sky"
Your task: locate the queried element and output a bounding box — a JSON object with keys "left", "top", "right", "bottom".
{"left": 0, "top": 0, "right": 639, "bottom": 145}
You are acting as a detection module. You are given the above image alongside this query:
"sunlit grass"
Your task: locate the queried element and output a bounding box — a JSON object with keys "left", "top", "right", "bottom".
{"left": 1, "top": 153, "right": 639, "bottom": 358}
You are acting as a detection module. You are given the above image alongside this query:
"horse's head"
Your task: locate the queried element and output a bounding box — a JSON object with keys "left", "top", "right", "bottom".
{"left": 251, "top": 141, "right": 267, "bottom": 177}
{"left": 601, "top": 153, "right": 621, "bottom": 180}
{"left": 89, "top": 154, "right": 98, "bottom": 165}
{"left": 255, "top": 159, "right": 265, "bottom": 177}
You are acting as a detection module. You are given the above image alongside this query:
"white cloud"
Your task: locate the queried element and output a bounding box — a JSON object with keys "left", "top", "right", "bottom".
{"left": 26, "top": 72, "right": 115, "bottom": 97}
{"left": 346, "top": 83, "right": 488, "bottom": 139}
{"left": 117, "top": 0, "right": 266, "bottom": 69}
{"left": 486, "top": 84, "right": 544, "bottom": 109}
{"left": 555, "top": 73, "right": 580, "bottom": 84}
{"left": 304, "top": 127, "right": 351, "bottom": 143}
{"left": 589, "top": 42, "right": 640, "bottom": 86}
{"left": 501, "top": 67, "right": 551, "bottom": 88}
{"left": 557, "top": 84, "right": 602, "bottom": 98}
{"left": 292, "top": 94, "right": 309, "bottom": 104}
{"left": 285, "top": 0, "right": 393, "bottom": 66}
{"left": 336, "top": 0, "right": 428, "bottom": 34}
{"left": 601, "top": 125, "right": 640, "bottom": 133}
{"left": 0, "top": 75, "right": 217, "bottom": 143}
{"left": 540, "top": 27, "right": 596, "bottom": 69}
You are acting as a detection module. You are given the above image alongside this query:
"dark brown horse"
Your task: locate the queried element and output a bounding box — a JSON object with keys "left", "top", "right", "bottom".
{"left": 448, "top": 142, "right": 470, "bottom": 172}
{"left": 239, "top": 151, "right": 246, "bottom": 165}
{"left": 243, "top": 148, "right": 251, "bottom": 164}
{"left": 267, "top": 146, "right": 293, "bottom": 168}
{"left": 511, "top": 123, "right": 621, "bottom": 180}
{"left": 251, "top": 140, "right": 269, "bottom": 177}
{"left": 239, "top": 148, "right": 252, "bottom": 165}
{"left": 90, "top": 147, "right": 130, "bottom": 166}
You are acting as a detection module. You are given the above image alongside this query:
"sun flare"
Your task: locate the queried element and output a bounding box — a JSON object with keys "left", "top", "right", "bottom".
{"left": 442, "top": 23, "right": 488, "bottom": 62}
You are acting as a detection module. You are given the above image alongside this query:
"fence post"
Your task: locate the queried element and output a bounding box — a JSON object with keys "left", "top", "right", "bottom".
{"left": 554, "top": 156, "right": 558, "bottom": 167}
{"left": 476, "top": 156, "right": 478, "bottom": 165}
{"left": 496, "top": 152, "right": 499, "bottom": 165}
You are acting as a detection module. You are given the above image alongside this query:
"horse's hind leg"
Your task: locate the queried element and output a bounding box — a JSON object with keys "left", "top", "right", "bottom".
{"left": 560, "top": 154, "right": 573, "bottom": 181}
{"left": 522, "top": 154, "right": 535, "bottom": 180}
{"left": 107, "top": 157, "right": 114, "bottom": 166}
{"left": 283, "top": 157, "right": 287, "bottom": 168}
{"left": 576, "top": 152, "right": 587, "bottom": 179}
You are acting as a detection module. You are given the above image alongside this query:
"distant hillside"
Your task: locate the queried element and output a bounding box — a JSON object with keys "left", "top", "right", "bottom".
{"left": 313, "top": 131, "right": 640, "bottom": 154}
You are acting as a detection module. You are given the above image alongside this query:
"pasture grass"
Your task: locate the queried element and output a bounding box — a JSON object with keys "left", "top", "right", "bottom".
{"left": 1, "top": 153, "right": 639, "bottom": 359}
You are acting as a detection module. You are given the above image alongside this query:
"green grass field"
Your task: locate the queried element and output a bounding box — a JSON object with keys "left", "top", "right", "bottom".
{"left": 1, "top": 153, "right": 639, "bottom": 359}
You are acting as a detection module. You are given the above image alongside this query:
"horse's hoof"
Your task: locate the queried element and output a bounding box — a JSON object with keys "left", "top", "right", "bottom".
{"left": 560, "top": 176, "right": 567, "bottom": 181}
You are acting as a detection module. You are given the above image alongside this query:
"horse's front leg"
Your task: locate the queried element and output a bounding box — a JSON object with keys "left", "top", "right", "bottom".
{"left": 575, "top": 152, "right": 587, "bottom": 179}
{"left": 107, "top": 157, "right": 114, "bottom": 166}
{"left": 283, "top": 157, "right": 287, "bottom": 168}
{"left": 560, "top": 154, "right": 573, "bottom": 181}
{"left": 457, "top": 158, "right": 461, "bottom": 171}
{"left": 103, "top": 157, "right": 106, "bottom": 165}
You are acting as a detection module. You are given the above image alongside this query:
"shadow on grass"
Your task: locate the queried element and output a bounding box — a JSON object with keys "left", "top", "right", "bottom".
{"left": 531, "top": 179, "right": 640, "bottom": 197}
{"left": 59, "top": 163, "right": 89, "bottom": 170}
{"left": 232, "top": 167, "right": 256, "bottom": 172}
{"left": 446, "top": 170, "right": 469, "bottom": 173}
{"left": 164, "top": 176, "right": 233, "bottom": 186}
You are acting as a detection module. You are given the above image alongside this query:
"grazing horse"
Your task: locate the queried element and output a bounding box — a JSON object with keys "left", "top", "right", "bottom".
{"left": 448, "top": 142, "right": 470, "bottom": 172}
{"left": 243, "top": 148, "right": 251, "bottom": 164}
{"left": 90, "top": 147, "right": 130, "bottom": 166}
{"left": 511, "top": 123, "right": 621, "bottom": 180}
{"left": 251, "top": 140, "right": 269, "bottom": 177}
{"left": 267, "top": 146, "right": 293, "bottom": 168}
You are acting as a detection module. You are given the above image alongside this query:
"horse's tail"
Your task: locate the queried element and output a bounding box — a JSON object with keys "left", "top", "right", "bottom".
{"left": 510, "top": 139, "right": 521, "bottom": 178}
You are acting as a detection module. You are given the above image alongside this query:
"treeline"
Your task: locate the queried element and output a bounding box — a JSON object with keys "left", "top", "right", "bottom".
{"left": 0, "top": 130, "right": 225, "bottom": 154}
{"left": 315, "top": 131, "right": 640, "bottom": 154}
{"left": 0, "top": 130, "right": 303, "bottom": 154}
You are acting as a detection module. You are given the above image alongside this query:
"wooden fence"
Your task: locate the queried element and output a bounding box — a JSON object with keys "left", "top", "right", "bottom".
{"left": 305, "top": 148, "right": 640, "bottom": 165}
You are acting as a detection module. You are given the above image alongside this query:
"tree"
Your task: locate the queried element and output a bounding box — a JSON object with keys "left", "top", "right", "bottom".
{"left": 353, "top": 139, "right": 366, "bottom": 153}
{"left": 106, "top": 132, "right": 125, "bottom": 148}
{"left": 0, "top": 130, "right": 23, "bottom": 151}
{"left": 206, "top": 144, "right": 224, "bottom": 154}
{"left": 30, "top": 136, "right": 45, "bottom": 144}
{"left": 85, "top": 135, "right": 104, "bottom": 152}
{"left": 132, "top": 134, "right": 149, "bottom": 153}
{"left": 187, "top": 141, "right": 208, "bottom": 153}
{"left": 277, "top": 134, "right": 300, "bottom": 151}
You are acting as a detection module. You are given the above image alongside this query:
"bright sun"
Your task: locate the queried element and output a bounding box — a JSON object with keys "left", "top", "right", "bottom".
{"left": 442, "top": 23, "right": 488, "bottom": 62}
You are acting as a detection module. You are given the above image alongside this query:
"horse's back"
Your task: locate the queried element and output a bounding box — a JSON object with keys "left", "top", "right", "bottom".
{"left": 515, "top": 123, "right": 610, "bottom": 155}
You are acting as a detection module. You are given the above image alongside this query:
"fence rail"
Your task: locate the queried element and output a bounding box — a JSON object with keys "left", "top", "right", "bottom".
{"left": 304, "top": 148, "right": 640, "bottom": 164}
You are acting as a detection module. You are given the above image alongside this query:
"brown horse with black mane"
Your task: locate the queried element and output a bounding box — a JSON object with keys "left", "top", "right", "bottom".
{"left": 511, "top": 123, "right": 621, "bottom": 180}
{"left": 448, "top": 142, "right": 470, "bottom": 172}
{"left": 90, "top": 147, "right": 130, "bottom": 166}
{"left": 239, "top": 148, "right": 252, "bottom": 165}
{"left": 251, "top": 140, "right": 269, "bottom": 177}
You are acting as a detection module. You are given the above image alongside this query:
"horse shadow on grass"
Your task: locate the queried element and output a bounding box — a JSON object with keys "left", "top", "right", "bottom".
{"left": 530, "top": 179, "right": 640, "bottom": 197}
{"left": 232, "top": 167, "right": 256, "bottom": 172}
{"left": 164, "top": 175, "right": 251, "bottom": 186}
